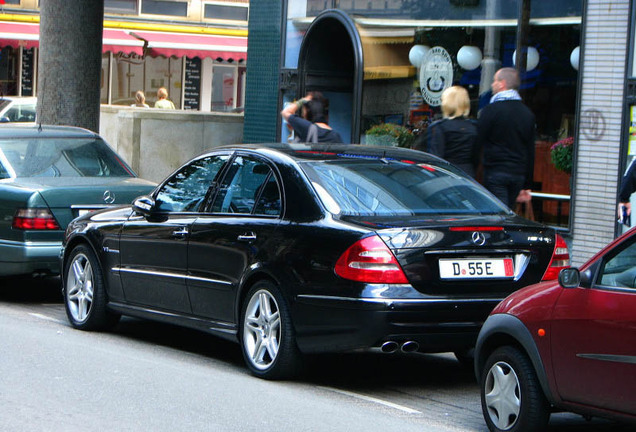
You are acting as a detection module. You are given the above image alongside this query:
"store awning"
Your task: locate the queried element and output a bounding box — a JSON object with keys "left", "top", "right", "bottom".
{"left": 0, "top": 21, "right": 145, "bottom": 55}
{"left": 129, "top": 30, "right": 247, "bottom": 61}
{"left": 0, "top": 22, "right": 38, "bottom": 49}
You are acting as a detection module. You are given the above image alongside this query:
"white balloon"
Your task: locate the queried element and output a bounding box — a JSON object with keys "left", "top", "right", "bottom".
{"left": 570, "top": 46, "right": 580, "bottom": 71}
{"left": 457, "top": 45, "right": 482, "bottom": 70}
{"left": 512, "top": 46, "right": 540, "bottom": 71}
{"left": 409, "top": 45, "right": 430, "bottom": 68}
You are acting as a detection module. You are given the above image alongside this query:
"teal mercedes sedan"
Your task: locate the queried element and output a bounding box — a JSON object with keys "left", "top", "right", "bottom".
{"left": 0, "top": 125, "right": 156, "bottom": 277}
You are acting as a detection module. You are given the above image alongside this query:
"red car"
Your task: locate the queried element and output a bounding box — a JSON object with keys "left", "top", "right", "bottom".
{"left": 474, "top": 228, "right": 636, "bottom": 432}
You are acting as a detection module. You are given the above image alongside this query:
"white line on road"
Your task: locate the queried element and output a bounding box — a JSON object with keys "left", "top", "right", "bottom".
{"left": 318, "top": 386, "right": 422, "bottom": 414}
{"left": 28, "top": 312, "right": 66, "bottom": 325}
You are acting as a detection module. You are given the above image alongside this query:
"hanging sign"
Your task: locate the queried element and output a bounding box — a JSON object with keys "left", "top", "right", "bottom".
{"left": 419, "top": 46, "right": 453, "bottom": 107}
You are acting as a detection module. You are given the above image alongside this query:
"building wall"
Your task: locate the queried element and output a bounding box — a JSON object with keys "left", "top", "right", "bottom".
{"left": 242, "top": 0, "right": 282, "bottom": 143}
{"left": 570, "top": 0, "right": 631, "bottom": 265}
{"left": 100, "top": 106, "right": 244, "bottom": 182}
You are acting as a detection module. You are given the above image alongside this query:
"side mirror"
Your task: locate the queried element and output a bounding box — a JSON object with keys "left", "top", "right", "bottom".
{"left": 132, "top": 195, "right": 155, "bottom": 216}
{"left": 558, "top": 267, "right": 580, "bottom": 288}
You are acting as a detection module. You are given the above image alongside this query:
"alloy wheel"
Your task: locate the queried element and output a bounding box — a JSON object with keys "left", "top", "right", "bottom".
{"left": 243, "top": 289, "right": 281, "bottom": 370}
{"left": 66, "top": 253, "right": 94, "bottom": 323}
{"left": 484, "top": 360, "right": 521, "bottom": 430}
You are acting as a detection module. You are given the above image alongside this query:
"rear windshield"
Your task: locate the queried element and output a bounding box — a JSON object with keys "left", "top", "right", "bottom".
{"left": 0, "top": 137, "right": 134, "bottom": 178}
{"left": 301, "top": 158, "right": 509, "bottom": 216}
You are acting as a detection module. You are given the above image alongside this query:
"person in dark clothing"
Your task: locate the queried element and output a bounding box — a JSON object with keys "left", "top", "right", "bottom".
{"left": 476, "top": 67, "right": 536, "bottom": 209}
{"left": 618, "top": 160, "right": 636, "bottom": 223}
{"left": 281, "top": 92, "right": 344, "bottom": 143}
{"left": 413, "top": 85, "right": 478, "bottom": 178}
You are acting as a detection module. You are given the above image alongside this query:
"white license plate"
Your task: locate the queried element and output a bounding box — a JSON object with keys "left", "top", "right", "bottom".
{"left": 439, "top": 258, "right": 514, "bottom": 279}
{"left": 77, "top": 208, "right": 100, "bottom": 217}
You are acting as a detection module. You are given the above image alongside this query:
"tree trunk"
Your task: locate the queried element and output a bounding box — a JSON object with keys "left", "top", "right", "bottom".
{"left": 37, "top": 0, "right": 104, "bottom": 132}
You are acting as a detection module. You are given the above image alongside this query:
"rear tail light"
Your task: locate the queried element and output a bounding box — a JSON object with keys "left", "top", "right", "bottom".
{"left": 335, "top": 235, "right": 408, "bottom": 284}
{"left": 12, "top": 208, "right": 61, "bottom": 230}
{"left": 542, "top": 234, "right": 570, "bottom": 281}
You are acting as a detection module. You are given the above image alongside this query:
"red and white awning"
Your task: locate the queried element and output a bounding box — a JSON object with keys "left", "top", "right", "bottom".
{"left": 0, "top": 21, "right": 247, "bottom": 60}
{"left": 129, "top": 30, "right": 247, "bottom": 61}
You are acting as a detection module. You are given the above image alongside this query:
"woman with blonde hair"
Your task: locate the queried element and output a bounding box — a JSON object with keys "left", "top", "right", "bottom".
{"left": 131, "top": 90, "right": 149, "bottom": 108}
{"left": 414, "top": 85, "right": 479, "bottom": 177}
{"left": 154, "top": 87, "right": 175, "bottom": 109}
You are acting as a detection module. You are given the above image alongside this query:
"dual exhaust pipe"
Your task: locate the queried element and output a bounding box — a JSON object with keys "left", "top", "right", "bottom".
{"left": 381, "top": 340, "right": 419, "bottom": 354}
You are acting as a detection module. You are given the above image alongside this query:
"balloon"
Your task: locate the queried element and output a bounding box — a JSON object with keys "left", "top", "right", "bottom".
{"left": 408, "top": 45, "right": 430, "bottom": 68}
{"left": 457, "top": 45, "right": 482, "bottom": 70}
{"left": 512, "top": 46, "right": 540, "bottom": 71}
{"left": 570, "top": 46, "right": 580, "bottom": 71}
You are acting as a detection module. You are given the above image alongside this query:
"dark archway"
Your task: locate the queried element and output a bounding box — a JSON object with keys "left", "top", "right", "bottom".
{"left": 298, "top": 10, "right": 363, "bottom": 143}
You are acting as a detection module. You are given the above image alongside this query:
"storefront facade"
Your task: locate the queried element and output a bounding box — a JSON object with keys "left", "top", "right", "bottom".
{"left": 0, "top": 0, "right": 248, "bottom": 112}
{"left": 244, "top": 0, "right": 636, "bottom": 265}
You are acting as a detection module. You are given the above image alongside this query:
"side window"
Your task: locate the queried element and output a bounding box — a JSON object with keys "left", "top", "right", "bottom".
{"left": 598, "top": 237, "right": 636, "bottom": 289}
{"left": 211, "top": 155, "right": 281, "bottom": 216}
{"left": 155, "top": 154, "right": 229, "bottom": 213}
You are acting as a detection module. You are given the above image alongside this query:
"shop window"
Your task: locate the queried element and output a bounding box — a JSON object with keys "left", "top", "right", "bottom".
{"left": 141, "top": 0, "right": 187, "bottom": 17}
{"left": 211, "top": 64, "right": 236, "bottom": 112}
{"left": 204, "top": 3, "right": 248, "bottom": 21}
{"left": 105, "top": 0, "right": 138, "bottom": 14}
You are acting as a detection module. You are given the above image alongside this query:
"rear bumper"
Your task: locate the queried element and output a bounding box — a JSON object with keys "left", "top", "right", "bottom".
{"left": 0, "top": 239, "right": 62, "bottom": 276}
{"left": 292, "top": 285, "right": 503, "bottom": 354}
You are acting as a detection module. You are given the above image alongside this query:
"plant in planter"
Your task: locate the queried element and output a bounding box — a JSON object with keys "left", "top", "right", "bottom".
{"left": 364, "top": 123, "right": 415, "bottom": 148}
{"left": 550, "top": 136, "right": 574, "bottom": 174}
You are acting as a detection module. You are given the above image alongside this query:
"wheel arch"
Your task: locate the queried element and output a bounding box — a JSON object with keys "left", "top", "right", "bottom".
{"left": 235, "top": 266, "right": 289, "bottom": 323}
{"left": 61, "top": 234, "right": 102, "bottom": 281}
{"left": 475, "top": 314, "right": 557, "bottom": 405}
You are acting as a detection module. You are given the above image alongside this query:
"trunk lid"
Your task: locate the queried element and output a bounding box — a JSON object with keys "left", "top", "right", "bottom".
{"left": 342, "top": 213, "right": 557, "bottom": 298}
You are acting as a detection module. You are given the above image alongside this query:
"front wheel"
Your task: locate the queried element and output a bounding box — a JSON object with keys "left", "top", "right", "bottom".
{"left": 64, "top": 244, "right": 120, "bottom": 331}
{"left": 480, "top": 346, "right": 550, "bottom": 432}
{"left": 240, "top": 280, "right": 302, "bottom": 380}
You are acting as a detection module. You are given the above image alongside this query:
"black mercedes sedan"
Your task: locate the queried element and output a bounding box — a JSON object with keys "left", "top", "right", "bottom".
{"left": 60, "top": 143, "right": 569, "bottom": 379}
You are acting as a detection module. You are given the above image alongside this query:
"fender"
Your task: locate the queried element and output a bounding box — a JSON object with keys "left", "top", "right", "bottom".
{"left": 475, "top": 313, "right": 556, "bottom": 405}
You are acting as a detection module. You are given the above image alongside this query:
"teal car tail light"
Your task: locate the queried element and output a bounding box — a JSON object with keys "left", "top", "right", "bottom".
{"left": 12, "top": 208, "right": 61, "bottom": 230}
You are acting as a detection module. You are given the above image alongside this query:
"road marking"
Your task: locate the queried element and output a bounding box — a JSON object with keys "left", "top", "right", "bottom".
{"left": 29, "top": 312, "right": 66, "bottom": 325}
{"left": 318, "top": 386, "right": 421, "bottom": 414}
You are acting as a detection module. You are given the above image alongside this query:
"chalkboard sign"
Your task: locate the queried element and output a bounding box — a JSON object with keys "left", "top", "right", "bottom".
{"left": 184, "top": 57, "right": 201, "bottom": 110}
{"left": 21, "top": 48, "right": 34, "bottom": 97}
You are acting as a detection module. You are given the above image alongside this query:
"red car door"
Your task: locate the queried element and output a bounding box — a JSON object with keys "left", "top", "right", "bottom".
{"left": 550, "top": 235, "right": 636, "bottom": 415}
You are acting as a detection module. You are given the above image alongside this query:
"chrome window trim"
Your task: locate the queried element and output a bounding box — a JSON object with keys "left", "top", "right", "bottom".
{"left": 112, "top": 266, "right": 232, "bottom": 285}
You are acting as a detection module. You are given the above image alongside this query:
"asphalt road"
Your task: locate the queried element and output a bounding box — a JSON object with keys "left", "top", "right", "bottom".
{"left": 0, "top": 276, "right": 631, "bottom": 432}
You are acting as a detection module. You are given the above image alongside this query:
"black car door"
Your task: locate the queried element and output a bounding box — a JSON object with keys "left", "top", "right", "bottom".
{"left": 187, "top": 154, "right": 283, "bottom": 324}
{"left": 118, "top": 154, "right": 231, "bottom": 312}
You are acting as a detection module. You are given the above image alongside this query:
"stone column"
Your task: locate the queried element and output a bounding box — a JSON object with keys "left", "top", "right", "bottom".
{"left": 37, "top": 0, "right": 104, "bottom": 132}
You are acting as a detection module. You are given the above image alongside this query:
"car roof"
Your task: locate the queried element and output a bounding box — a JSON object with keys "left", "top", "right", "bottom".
{"left": 212, "top": 143, "right": 445, "bottom": 164}
{"left": 0, "top": 96, "right": 37, "bottom": 104}
{"left": 0, "top": 124, "right": 99, "bottom": 139}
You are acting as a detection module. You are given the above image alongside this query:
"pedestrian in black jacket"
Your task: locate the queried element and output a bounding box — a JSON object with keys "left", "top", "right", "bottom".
{"left": 414, "top": 85, "right": 479, "bottom": 178}
{"left": 477, "top": 67, "right": 536, "bottom": 208}
{"left": 618, "top": 160, "right": 636, "bottom": 224}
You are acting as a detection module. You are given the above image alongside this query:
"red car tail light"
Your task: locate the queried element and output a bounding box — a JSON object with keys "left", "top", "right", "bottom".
{"left": 542, "top": 234, "right": 570, "bottom": 281}
{"left": 12, "top": 208, "right": 61, "bottom": 230}
{"left": 335, "top": 234, "right": 408, "bottom": 284}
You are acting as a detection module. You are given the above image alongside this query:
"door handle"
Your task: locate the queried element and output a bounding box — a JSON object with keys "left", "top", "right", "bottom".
{"left": 237, "top": 232, "right": 257, "bottom": 242}
{"left": 172, "top": 227, "right": 189, "bottom": 238}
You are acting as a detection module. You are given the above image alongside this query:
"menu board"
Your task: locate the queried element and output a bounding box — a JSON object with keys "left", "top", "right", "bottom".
{"left": 184, "top": 57, "right": 201, "bottom": 110}
{"left": 21, "top": 48, "right": 35, "bottom": 96}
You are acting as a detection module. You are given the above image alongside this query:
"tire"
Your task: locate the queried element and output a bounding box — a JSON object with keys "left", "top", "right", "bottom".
{"left": 240, "top": 280, "right": 302, "bottom": 380}
{"left": 480, "top": 346, "right": 550, "bottom": 432}
{"left": 63, "top": 244, "right": 120, "bottom": 331}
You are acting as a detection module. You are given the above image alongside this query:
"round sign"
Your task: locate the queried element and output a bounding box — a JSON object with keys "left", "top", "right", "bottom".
{"left": 419, "top": 46, "right": 453, "bottom": 107}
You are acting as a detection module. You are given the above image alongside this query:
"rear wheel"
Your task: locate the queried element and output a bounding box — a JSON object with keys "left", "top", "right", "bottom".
{"left": 240, "top": 280, "right": 302, "bottom": 380}
{"left": 480, "top": 346, "right": 550, "bottom": 432}
{"left": 64, "top": 244, "right": 120, "bottom": 331}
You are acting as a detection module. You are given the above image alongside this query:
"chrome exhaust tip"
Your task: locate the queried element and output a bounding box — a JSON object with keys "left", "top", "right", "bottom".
{"left": 401, "top": 341, "right": 419, "bottom": 353}
{"left": 381, "top": 341, "right": 399, "bottom": 353}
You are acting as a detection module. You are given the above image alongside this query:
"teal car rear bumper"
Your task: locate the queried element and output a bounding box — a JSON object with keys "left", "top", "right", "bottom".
{"left": 0, "top": 239, "right": 62, "bottom": 276}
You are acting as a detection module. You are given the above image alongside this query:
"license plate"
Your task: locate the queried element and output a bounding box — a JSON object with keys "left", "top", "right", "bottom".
{"left": 439, "top": 258, "right": 514, "bottom": 279}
